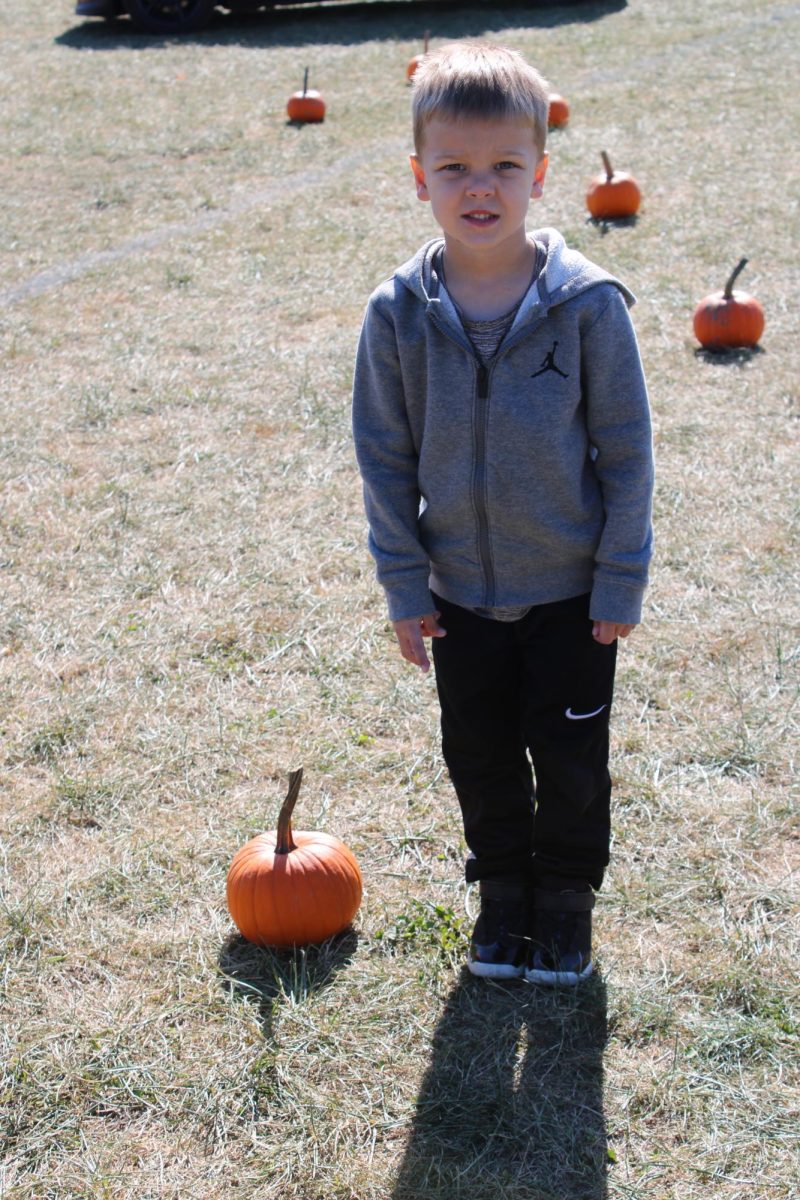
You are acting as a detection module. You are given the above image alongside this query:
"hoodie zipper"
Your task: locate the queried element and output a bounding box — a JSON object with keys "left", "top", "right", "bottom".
{"left": 429, "top": 307, "right": 532, "bottom": 608}
{"left": 474, "top": 363, "right": 495, "bottom": 607}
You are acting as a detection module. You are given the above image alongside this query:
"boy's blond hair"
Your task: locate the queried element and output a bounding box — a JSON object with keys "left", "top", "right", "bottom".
{"left": 411, "top": 42, "right": 550, "bottom": 155}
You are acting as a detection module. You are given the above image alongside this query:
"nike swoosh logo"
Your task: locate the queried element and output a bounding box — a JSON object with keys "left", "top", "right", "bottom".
{"left": 565, "top": 705, "right": 607, "bottom": 720}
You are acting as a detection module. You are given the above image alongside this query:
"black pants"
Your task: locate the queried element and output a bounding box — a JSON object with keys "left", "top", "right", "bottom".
{"left": 432, "top": 592, "right": 617, "bottom": 891}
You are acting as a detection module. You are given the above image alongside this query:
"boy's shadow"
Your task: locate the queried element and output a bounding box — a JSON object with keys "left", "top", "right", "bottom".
{"left": 392, "top": 970, "right": 609, "bottom": 1200}
{"left": 217, "top": 928, "right": 358, "bottom": 1038}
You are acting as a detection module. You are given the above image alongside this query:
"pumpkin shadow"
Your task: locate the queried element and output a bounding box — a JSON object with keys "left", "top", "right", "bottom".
{"left": 217, "top": 927, "right": 359, "bottom": 1038}
{"left": 588, "top": 215, "right": 639, "bottom": 236}
{"left": 693, "top": 344, "right": 765, "bottom": 366}
{"left": 392, "top": 968, "right": 609, "bottom": 1200}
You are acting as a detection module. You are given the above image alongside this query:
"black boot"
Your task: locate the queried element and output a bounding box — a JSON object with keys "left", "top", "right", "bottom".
{"left": 526, "top": 887, "right": 595, "bottom": 986}
{"left": 468, "top": 879, "right": 531, "bottom": 980}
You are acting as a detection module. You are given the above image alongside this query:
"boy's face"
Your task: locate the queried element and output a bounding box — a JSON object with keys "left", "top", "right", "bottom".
{"left": 410, "top": 115, "right": 548, "bottom": 259}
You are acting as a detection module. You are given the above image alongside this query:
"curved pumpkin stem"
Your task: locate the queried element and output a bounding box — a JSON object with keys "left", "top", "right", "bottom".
{"left": 724, "top": 258, "right": 748, "bottom": 300}
{"left": 302, "top": 67, "right": 309, "bottom": 98}
{"left": 601, "top": 151, "right": 614, "bottom": 181}
{"left": 275, "top": 768, "right": 303, "bottom": 854}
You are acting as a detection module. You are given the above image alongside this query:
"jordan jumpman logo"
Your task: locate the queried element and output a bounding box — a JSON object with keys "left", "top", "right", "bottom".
{"left": 531, "top": 340, "right": 569, "bottom": 379}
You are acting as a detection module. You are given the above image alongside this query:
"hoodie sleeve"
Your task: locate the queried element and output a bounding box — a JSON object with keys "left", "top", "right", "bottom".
{"left": 352, "top": 294, "right": 435, "bottom": 621}
{"left": 581, "top": 287, "right": 654, "bottom": 625}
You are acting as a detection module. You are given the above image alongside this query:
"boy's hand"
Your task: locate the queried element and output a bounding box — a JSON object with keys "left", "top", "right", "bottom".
{"left": 592, "top": 620, "right": 636, "bottom": 645}
{"left": 392, "top": 612, "right": 447, "bottom": 673}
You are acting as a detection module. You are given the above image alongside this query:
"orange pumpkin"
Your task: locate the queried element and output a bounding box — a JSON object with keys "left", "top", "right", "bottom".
{"left": 227, "top": 769, "right": 362, "bottom": 947}
{"left": 586, "top": 151, "right": 641, "bottom": 220}
{"left": 407, "top": 31, "right": 430, "bottom": 81}
{"left": 693, "top": 258, "right": 764, "bottom": 350}
{"left": 287, "top": 68, "right": 326, "bottom": 124}
{"left": 548, "top": 93, "right": 570, "bottom": 128}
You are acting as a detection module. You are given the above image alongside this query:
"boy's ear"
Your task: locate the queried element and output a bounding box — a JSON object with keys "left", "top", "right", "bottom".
{"left": 410, "top": 154, "right": 430, "bottom": 201}
{"left": 530, "top": 152, "right": 549, "bottom": 199}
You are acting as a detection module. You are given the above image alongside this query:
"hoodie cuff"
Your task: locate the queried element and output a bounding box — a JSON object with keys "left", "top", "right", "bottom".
{"left": 384, "top": 579, "right": 436, "bottom": 623}
{"left": 589, "top": 578, "right": 645, "bottom": 626}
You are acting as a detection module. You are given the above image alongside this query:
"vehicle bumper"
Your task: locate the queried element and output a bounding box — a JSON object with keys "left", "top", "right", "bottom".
{"left": 76, "top": 0, "right": 116, "bottom": 15}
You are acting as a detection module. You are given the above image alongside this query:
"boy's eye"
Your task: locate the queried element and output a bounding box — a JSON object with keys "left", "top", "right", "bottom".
{"left": 435, "top": 160, "right": 521, "bottom": 173}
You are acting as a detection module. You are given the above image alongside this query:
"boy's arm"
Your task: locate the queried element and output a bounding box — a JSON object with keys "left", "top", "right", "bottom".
{"left": 582, "top": 288, "right": 655, "bottom": 629}
{"left": 352, "top": 297, "right": 435, "bottom": 622}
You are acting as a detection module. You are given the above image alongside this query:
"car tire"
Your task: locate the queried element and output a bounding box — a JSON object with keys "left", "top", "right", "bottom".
{"left": 122, "top": 0, "right": 216, "bottom": 33}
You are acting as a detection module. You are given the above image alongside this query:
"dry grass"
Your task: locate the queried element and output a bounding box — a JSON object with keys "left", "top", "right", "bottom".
{"left": 1, "top": 0, "right": 798, "bottom": 1197}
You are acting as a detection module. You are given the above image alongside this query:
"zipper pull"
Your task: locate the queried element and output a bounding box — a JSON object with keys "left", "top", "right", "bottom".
{"left": 477, "top": 365, "right": 489, "bottom": 399}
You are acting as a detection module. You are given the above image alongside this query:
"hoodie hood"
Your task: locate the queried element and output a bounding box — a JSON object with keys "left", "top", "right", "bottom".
{"left": 393, "top": 227, "right": 636, "bottom": 315}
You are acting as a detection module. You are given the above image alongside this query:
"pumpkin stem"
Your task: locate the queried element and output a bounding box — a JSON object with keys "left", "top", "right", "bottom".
{"left": 423, "top": 29, "right": 430, "bottom": 53}
{"left": 724, "top": 258, "right": 748, "bottom": 300}
{"left": 302, "top": 67, "right": 309, "bottom": 97}
{"left": 601, "top": 151, "right": 614, "bottom": 181}
{"left": 275, "top": 768, "right": 303, "bottom": 854}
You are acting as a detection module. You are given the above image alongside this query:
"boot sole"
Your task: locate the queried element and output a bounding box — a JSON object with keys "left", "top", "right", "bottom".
{"left": 467, "top": 956, "right": 526, "bottom": 980}
{"left": 525, "top": 960, "right": 593, "bottom": 986}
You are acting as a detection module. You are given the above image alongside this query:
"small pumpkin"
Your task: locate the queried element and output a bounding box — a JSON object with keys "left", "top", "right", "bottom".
{"left": 586, "top": 151, "right": 641, "bottom": 220}
{"left": 693, "top": 258, "right": 764, "bottom": 350}
{"left": 287, "top": 68, "right": 326, "bottom": 124}
{"left": 407, "top": 31, "right": 430, "bottom": 81}
{"left": 227, "top": 768, "right": 362, "bottom": 948}
{"left": 548, "top": 93, "right": 570, "bottom": 128}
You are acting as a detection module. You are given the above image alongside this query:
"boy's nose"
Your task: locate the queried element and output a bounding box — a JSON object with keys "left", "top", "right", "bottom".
{"left": 466, "top": 174, "right": 495, "bottom": 197}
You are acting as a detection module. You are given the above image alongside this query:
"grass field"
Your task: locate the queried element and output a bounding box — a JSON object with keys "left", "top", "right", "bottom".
{"left": 1, "top": 0, "right": 798, "bottom": 1197}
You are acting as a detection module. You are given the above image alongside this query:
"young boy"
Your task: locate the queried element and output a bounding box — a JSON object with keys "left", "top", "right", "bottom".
{"left": 352, "top": 42, "right": 654, "bottom": 985}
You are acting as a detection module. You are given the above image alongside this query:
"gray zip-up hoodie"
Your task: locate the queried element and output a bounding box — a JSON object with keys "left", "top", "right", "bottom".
{"left": 352, "top": 228, "right": 654, "bottom": 625}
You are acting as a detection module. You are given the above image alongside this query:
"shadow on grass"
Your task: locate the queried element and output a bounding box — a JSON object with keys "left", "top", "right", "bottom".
{"left": 57, "top": 0, "right": 628, "bottom": 52}
{"left": 587, "top": 214, "right": 639, "bottom": 236}
{"left": 693, "top": 344, "right": 765, "bottom": 367}
{"left": 392, "top": 968, "right": 609, "bottom": 1200}
{"left": 217, "top": 927, "right": 359, "bottom": 1037}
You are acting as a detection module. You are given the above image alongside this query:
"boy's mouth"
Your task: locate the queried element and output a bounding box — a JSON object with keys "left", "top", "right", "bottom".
{"left": 463, "top": 210, "right": 499, "bottom": 225}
